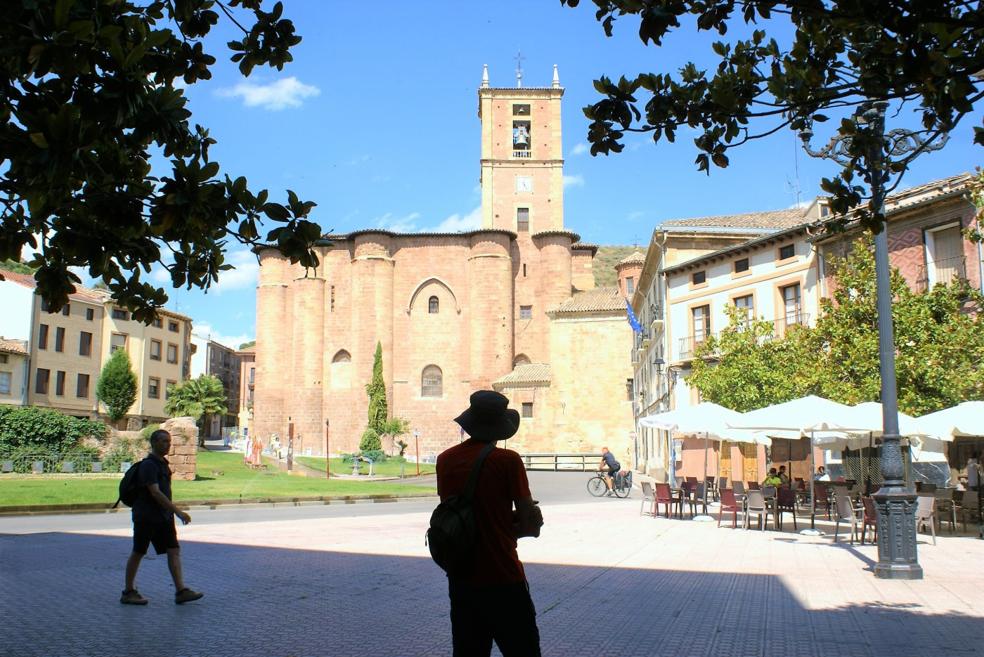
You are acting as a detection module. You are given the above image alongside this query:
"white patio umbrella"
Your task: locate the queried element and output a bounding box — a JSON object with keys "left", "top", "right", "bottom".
{"left": 726, "top": 395, "right": 868, "bottom": 534}
{"left": 915, "top": 401, "right": 984, "bottom": 439}
{"left": 640, "top": 402, "right": 769, "bottom": 521}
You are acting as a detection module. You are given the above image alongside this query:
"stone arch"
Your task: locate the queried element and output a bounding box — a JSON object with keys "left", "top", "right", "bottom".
{"left": 421, "top": 364, "right": 443, "bottom": 398}
{"left": 406, "top": 277, "right": 461, "bottom": 315}
{"left": 513, "top": 354, "right": 531, "bottom": 367}
{"left": 331, "top": 349, "right": 352, "bottom": 389}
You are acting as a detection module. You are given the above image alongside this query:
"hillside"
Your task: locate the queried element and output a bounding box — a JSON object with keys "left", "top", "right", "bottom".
{"left": 592, "top": 246, "right": 640, "bottom": 288}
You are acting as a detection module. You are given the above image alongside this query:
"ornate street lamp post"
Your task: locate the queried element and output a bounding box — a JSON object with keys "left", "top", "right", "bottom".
{"left": 800, "top": 101, "right": 947, "bottom": 580}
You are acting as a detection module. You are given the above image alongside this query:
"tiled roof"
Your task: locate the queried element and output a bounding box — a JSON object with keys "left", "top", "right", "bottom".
{"left": 0, "top": 268, "right": 105, "bottom": 303}
{"left": 617, "top": 250, "right": 646, "bottom": 267}
{"left": 0, "top": 338, "right": 28, "bottom": 355}
{"left": 882, "top": 172, "right": 972, "bottom": 214}
{"left": 549, "top": 286, "right": 625, "bottom": 314}
{"left": 659, "top": 207, "right": 808, "bottom": 231}
{"left": 492, "top": 363, "right": 552, "bottom": 388}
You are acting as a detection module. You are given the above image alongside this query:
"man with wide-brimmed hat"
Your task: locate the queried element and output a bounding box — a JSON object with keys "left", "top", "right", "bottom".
{"left": 437, "top": 390, "right": 543, "bottom": 657}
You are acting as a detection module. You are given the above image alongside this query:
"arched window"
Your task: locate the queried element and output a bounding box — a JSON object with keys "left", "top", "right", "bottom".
{"left": 513, "top": 354, "right": 531, "bottom": 367}
{"left": 428, "top": 296, "right": 439, "bottom": 314}
{"left": 331, "top": 350, "right": 352, "bottom": 389}
{"left": 421, "top": 365, "right": 443, "bottom": 398}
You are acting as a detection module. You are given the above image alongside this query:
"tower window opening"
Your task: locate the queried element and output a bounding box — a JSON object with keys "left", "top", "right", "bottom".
{"left": 512, "top": 120, "right": 531, "bottom": 150}
{"left": 517, "top": 208, "right": 530, "bottom": 232}
{"left": 428, "top": 296, "right": 440, "bottom": 314}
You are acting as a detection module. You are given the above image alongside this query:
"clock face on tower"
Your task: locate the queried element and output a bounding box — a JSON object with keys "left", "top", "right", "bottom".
{"left": 516, "top": 176, "right": 533, "bottom": 193}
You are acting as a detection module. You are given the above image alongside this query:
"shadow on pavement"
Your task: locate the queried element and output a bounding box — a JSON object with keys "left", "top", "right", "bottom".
{"left": 2, "top": 531, "right": 981, "bottom": 657}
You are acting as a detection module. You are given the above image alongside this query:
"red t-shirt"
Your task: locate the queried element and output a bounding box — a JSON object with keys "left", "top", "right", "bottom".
{"left": 436, "top": 439, "right": 532, "bottom": 585}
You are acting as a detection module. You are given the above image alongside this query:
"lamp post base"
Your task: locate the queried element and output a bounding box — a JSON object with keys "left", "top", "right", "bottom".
{"left": 873, "top": 485, "right": 923, "bottom": 580}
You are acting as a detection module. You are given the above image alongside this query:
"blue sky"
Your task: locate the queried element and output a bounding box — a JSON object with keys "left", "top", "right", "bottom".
{"left": 145, "top": 1, "right": 982, "bottom": 348}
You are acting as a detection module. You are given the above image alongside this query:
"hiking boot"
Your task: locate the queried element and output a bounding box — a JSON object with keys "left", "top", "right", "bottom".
{"left": 120, "top": 589, "right": 148, "bottom": 605}
{"left": 175, "top": 588, "right": 204, "bottom": 604}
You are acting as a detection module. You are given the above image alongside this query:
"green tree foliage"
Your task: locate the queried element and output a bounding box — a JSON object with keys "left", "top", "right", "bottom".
{"left": 96, "top": 349, "right": 137, "bottom": 422}
{"left": 365, "top": 342, "right": 387, "bottom": 434}
{"left": 1, "top": 1, "right": 321, "bottom": 321}
{"left": 359, "top": 427, "right": 382, "bottom": 454}
{"left": 1, "top": 260, "right": 35, "bottom": 274}
{"left": 688, "top": 240, "right": 984, "bottom": 414}
{"left": 164, "top": 374, "right": 227, "bottom": 445}
{"left": 0, "top": 405, "right": 106, "bottom": 452}
{"left": 238, "top": 340, "right": 256, "bottom": 350}
{"left": 965, "top": 168, "right": 984, "bottom": 244}
{"left": 561, "top": 0, "right": 983, "bottom": 233}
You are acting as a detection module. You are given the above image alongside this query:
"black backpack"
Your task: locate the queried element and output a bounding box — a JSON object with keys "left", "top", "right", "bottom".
{"left": 426, "top": 443, "right": 494, "bottom": 576}
{"left": 113, "top": 458, "right": 148, "bottom": 509}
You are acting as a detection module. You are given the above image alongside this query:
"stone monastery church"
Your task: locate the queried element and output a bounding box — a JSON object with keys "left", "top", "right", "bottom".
{"left": 253, "top": 66, "right": 639, "bottom": 460}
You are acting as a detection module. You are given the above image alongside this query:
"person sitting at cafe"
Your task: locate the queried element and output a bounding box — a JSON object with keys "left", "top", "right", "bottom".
{"left": 777, "top": 465, "right": 791, "bottom": 487}
{"left": 815, "top": 466, "right": 831, "bottom": 482}
{"left": 763, "top": 468, "right": 783, "bottom": 487}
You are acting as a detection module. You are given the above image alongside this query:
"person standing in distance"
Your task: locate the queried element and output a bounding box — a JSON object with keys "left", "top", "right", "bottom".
{"left": 436, "top": 390, "right": 544, "bottom": 657}
{"left": 121, "top": 429, "right": 203, "bottom": 605}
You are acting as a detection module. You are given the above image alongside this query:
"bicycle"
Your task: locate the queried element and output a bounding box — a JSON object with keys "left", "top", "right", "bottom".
{"left": 587, "top": 469, "right": 633, "bottom": 498}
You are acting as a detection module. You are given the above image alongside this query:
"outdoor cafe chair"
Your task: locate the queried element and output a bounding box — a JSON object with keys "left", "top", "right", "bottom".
{"left": 861, "top": 496, "right": 878, "bottom": 544}
{"left": 957, "top": 490, "right": 981, "bottom": 532}
{"left": 706, "top": 476, "right": 718, "bottom": 501}
{"left": 833, "top": 494, "right": 861, "bottom": 544}
{"left": 654, "top": 483, "right": 682, "bottom": 519}
{"left": 747, "top": 481, "right": 761, "bottom": 491}
{"left": 639, "top": 481, "right": 657, "bottom": 517}
{"left": 813, "top": 483, "right": 832, "bottom": 521}
{"left": 718, "top": 488, "right": 740, "bottom": 529}
{"left": 915, "top": 495, "right": 937, "bottom": 546}
{"left": 717, "top": 476, "right": 727, "bottom": 499}
{"left": 688, "top": 482, "right": 709, "bottom": 517}
{"left": 762, "top": 485, "right": 777, "bottom": 500}
{"left": 933, "top": 488, "right": 957, "bottom": 532}
{"left": 775, "top": 487, "right": 798, "bottom": 531}
{"left": 732, "top": 480, "right": 746, "bottom": 497}
{"left": 744, "top": 491, "right": 769, "bottom": 531}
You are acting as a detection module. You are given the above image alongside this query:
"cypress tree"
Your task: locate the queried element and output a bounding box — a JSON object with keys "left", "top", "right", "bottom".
{"left": 96, "top": 349, "right": 138, "bottom": 423}
{"left": 365, "top": 341, "right": 387, "bottom": 434}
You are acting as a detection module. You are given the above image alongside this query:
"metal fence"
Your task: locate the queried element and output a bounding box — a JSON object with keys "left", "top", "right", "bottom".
{"left": 0, "top": 450, "right": 120, "bottom": 475}
{"left": 519, "top": 453, "right": 602, "bottom": 472}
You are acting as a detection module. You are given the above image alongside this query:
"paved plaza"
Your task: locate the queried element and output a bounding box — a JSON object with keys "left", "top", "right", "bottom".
{"left": 3, "top": 474, "right": 984, "bottom": 657}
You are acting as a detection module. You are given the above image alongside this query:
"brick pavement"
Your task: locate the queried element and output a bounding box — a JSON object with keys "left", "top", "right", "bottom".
{"left": 2, "top": 496, "right": 983, "bottom": 657}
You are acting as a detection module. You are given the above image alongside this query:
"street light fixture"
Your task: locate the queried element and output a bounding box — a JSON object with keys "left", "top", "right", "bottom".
{"left": 800, "top": 101, "right": 947, "bottom": 580}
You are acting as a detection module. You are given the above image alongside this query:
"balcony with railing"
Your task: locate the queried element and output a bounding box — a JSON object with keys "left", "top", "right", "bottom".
{"left": 915, "top": 255, "right": 967, "bottom": 292}
{"left": 676, "top": 312, "right": 812, "bottom": 360}
{"left": 513, "top": 150, "right": 532, "bottom": 159}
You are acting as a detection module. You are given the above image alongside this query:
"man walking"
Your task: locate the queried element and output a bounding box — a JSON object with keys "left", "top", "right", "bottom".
{"left": 121, "top": 429, "right": 203, "bottom": 605}
{"left": 437, "top": 390, "right": 544, "bottom": 656}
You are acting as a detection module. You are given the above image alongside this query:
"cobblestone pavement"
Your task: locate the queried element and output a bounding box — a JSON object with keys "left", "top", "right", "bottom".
{"left": 3, "top": 494, "right": 983, "bottom": 657}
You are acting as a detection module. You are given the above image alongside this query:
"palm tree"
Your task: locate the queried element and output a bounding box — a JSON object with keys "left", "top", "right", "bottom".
{"left": 164, "top": 375, "right": 228, "bottom": 447}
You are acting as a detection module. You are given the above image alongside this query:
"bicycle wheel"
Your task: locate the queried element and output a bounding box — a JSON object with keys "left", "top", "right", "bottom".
{"left": 613, "top": 475, "right": 632, "bottom": 498}
{"left": 586, "top": 476, "right": 607, "bottom": 497}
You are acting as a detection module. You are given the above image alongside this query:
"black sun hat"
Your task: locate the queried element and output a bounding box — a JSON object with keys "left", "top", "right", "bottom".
{"left": 453, "top": 390, "right": 520, "bottom": 442}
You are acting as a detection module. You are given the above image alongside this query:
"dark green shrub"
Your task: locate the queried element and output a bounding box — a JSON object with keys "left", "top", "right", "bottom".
{"left": 361, "top": 449, "right": 385, "bottom": 463}
{"left": 0, "top": 406, "right": 107, "bottom": 452}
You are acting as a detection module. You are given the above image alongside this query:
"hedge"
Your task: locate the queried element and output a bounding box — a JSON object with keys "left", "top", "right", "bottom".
{"left": 0, "top": 405, "right": 107, "bottom": 452}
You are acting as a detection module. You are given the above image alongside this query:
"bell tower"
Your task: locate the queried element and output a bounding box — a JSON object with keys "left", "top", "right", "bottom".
{"left": 478, "top": 63, "right": 565, "bottom": 233}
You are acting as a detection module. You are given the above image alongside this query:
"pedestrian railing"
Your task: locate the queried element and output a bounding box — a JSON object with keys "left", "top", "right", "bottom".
{"left": 519, "top": 453, "right": 602, "bottom": 472}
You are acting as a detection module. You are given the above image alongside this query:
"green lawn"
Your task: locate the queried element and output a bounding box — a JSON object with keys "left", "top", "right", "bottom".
{"left": 0, "top": 451, "right": 435, "bottom": 507}
{"left": 295, "top": 455, "right": 435, "bottom": 477}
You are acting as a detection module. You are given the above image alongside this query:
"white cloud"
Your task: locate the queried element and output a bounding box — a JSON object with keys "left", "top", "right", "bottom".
{"left": 563, "top": 174, "right": 585, "bottom": 188}
{"left": 627, "top": 211, "right": 645, "bottom": 221}
{"left": 216, "top": 77, "right": 320, "bottom": 110}
{"left": 192, "top": 321, "right": 253, "bottom": 351}
{"left": 211, "top": 248, "right": 260, "bottom": 293}
{"left": 429, "top": 206, "right": 481, "bottom": 232}
{"left": 374, "top": 212, "right": 421, "bottom": 233}
{"left": 570, "top": 143, "right": 589, "bottom": 156}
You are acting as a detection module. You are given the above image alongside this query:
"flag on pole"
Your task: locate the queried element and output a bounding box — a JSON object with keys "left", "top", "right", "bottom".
{"left": 624, "top": 298, "right": 643, "bottom": 333}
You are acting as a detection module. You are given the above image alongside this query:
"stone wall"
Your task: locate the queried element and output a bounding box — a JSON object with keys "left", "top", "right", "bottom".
{"left": 162, "top": 417, "right": 197, "bottom": 480}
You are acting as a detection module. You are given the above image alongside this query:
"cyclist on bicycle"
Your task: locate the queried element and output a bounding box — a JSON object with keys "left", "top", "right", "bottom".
{"left": 597, "top": 447, "right": 621, "bottom": 496}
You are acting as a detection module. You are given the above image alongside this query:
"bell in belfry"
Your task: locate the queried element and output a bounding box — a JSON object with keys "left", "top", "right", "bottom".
{"left": 513, "top": 124, "right": 529, "bottom": 147}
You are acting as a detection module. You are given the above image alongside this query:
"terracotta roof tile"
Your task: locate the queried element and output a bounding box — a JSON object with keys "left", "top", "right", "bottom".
{"left": 0, "top": 338, "right": 28, "bottom": 355}
{"left": 0, "top": 268, "right": 105, "bottom": 304}
{"left": 659, "top": 207, "right": 808, "bottom": 230}
{"left": 549, "top": 287, "right": 625, "bottom": 314}
{"left": 617, "top": 250, "right": 646, "bottom": 267}
{"left": 492, "top": 363, "right": 552, "bottom": 388}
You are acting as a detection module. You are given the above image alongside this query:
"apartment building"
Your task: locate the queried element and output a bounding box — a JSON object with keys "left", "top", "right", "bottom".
{"left": 237, "top": 346, "right": 255, "bottom": 440}
{"left": 189, "top": 334, "right": 241, "bottom": 439}
{"left": 0, "top": 338, "right": 29, "bottom": 406}
{"left": 0, "top": 268, "right": 192, "bottom": 425}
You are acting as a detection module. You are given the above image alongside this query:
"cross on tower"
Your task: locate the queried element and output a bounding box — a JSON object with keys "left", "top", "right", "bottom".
{"left": 515, "top": 51, "right": 525, "bottom": 88}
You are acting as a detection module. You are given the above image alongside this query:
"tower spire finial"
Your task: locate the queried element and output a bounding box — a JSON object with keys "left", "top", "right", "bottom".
{"left": 552, "top": 64, "right": 560, "bottom": 88}
{"left": 514, "top": 51, "right": 525, "bottom": 88}
{"left": 481, "top": 63, "right": 489, "bottom": 89}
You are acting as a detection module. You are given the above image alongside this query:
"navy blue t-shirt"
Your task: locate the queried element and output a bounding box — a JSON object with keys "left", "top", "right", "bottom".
{"left": 131, "top": 455, "right": 173, "bottom": 525}
{"left": 603, "top": 452, "right": 620, "bottom": 471}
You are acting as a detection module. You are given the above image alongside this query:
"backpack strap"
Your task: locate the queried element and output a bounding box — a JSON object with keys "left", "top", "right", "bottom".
{"left": 461, "top": 443, "right": 495, "bottom": 503}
